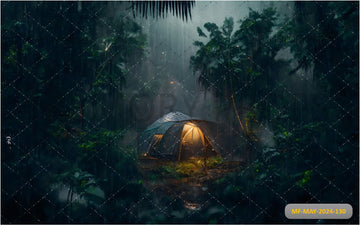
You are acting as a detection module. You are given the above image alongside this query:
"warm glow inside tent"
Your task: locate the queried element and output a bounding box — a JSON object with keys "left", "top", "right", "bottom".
{"left": 178, "top": 122, "right": 215, "bottom": 160}
{"left": 142, "top": 120, "right": 218, "bottom": 161}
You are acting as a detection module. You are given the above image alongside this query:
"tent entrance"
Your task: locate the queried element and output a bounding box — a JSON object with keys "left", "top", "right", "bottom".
{"left": 178, "top": 122, "right": 217, "bottom": 161}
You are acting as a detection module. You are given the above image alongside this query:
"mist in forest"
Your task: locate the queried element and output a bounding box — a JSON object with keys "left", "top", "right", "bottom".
{"left": 2, "top": 1, "right": 358, "bottom": 224}
{"left": 99, "top": 1, "right": 296, "bottom": 129}
{"left": 95, "top": 1, "right": 298, "bottom": 151}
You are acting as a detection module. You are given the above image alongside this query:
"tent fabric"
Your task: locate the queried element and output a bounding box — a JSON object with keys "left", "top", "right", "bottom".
{"left": 178, "top": 123, "right": 216, "bottom": 160}
{"left": 145, "top": 111, "right": 191, "bottom": 131}
{"left": 145, "top": 134, "right": 163, "bottom": 156}
{"left": 138, "top": 112, "right": 192, "bottom": 155}
{"left": 149, "top": 122, "right": 184, "bottom": 159}
{"left": 138, "top": 112, "right": 222, "bottom": 161}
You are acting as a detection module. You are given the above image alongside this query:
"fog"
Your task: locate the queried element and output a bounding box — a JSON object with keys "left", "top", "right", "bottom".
{"left": 3, "top": 1, "right": 357, "bottom": 223}
{"left": 104, "top": 2, "right": 290, "bottom": 128}
{"left": 81, "top": 1, "right": 296, "bottom": 134}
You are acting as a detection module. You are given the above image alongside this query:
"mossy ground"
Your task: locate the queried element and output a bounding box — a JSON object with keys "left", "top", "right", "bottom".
{"left": 138, "top": 155, "right": 245, "bottom": 189}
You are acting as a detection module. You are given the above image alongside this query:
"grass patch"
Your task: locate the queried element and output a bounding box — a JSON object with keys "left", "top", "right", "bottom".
{"left": 207, "top": 156, "right": 224, "bottom": 169}
{"left": 146, "top": 156, "right": 225, "bottom": 180}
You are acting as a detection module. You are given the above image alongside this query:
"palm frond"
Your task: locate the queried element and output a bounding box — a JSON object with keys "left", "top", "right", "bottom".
{"left": 132, "top": 1, "right": 195, "bottom": 21}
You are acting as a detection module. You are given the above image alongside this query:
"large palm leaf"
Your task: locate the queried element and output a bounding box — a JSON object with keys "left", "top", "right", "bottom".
{"left": 132, "top": 1, "right": 195, "bottom": 21}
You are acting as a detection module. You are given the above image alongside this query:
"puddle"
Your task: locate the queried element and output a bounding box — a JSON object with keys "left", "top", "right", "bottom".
{"left": 184, "top": 201, "right": 202, "bottom": 211}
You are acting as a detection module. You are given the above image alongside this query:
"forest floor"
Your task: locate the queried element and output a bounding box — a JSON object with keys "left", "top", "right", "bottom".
{"left": 138, "top": 156, "right": 246, "bottom": 210}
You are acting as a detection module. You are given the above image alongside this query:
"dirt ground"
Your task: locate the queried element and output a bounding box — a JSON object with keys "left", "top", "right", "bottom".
{"left": 137, "top": 156, "right": 246, "bottom": 210}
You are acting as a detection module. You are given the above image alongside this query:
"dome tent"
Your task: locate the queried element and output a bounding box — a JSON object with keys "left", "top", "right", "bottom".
{"left": 138, "top": 112, "right": 221, "bottom": 161}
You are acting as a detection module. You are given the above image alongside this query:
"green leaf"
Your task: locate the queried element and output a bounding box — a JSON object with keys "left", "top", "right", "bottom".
{"left": 193, "top": 41, "right": 204, "bottom": 47}
{"left": 204, "top": 22, "right": 219, "bottom": 34}
{"left": 197, "top": 27, "right": 207, "bottom": 37}
{"left": 222, "top": 17, "right": 234, "bottom": 37}
{"left": 85, "top": 186, "right": 105, "bottom": 199}
{"left": 33, "top": 93, "right": 42, "bottom": 97}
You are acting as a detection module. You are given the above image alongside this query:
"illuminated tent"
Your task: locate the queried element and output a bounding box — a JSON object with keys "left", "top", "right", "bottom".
{"left": 138, "top": 112, "right": 221, "bottom": 161}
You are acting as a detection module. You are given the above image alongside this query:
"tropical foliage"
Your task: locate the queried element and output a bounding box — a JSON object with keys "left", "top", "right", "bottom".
{"left": 2, "top": 2, "right": 146, "bottom": 223}
{"left": 191, "top": 3, "right": 358, "bottom": 223}
{"left": 1, "top": 2, "right": 358, "bottom": 223}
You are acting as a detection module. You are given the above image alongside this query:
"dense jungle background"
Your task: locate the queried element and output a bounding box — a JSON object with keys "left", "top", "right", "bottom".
{"left": 1, "top": 1, "right": 359, "bottom": 224}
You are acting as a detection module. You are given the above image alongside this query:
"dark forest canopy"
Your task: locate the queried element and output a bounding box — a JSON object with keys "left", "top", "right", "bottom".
{"left": 1, "top": 1, "right": 359, "bottom": 224}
